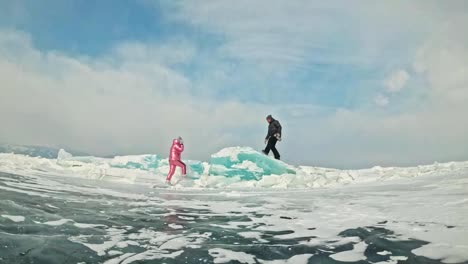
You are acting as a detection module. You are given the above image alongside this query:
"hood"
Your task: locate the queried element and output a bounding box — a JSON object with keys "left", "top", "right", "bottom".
{"left": 266, "top": 114, "right": 275, "bottom": 123}
{"left": 173, "top": 136, "right": 183, "bottom": 145}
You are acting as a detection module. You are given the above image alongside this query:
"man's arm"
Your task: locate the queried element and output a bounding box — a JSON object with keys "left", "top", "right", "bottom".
{"left": 276, "top": 121, "right": 282, "bottom": 135}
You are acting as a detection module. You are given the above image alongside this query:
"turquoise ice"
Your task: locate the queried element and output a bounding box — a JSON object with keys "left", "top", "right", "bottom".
{"left": 57, "top": 147, "right": 295, "bottom": 181}
{"left": 57, "top": 149, "right": 205, "bottom": 175}
{"left": 209, "top": 147, "right": 296, "bottom": 180}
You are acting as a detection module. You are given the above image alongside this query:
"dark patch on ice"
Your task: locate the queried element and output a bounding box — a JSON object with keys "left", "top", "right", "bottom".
{"left": 19, "top": 247, "right": 34, "bottom": 256}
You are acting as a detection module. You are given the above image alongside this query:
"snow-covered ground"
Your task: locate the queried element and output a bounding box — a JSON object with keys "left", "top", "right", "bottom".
{"left": 0, "top": 148, "right": 467, "bottom": 263}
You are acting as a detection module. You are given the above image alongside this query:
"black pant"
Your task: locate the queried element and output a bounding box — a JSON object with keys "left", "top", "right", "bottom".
{"left": 264, "top": 137, "right": 280, "bottom": 160}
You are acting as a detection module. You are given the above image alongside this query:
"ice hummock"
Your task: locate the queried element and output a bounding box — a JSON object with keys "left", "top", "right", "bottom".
{"left": 0, "top": 143, "right": 88, "bottom": 159}
{"left": 1, "top": 146, "right": 468, "bottom": 189}
{"left": 210, "top": 147, "right": 296, "bottom": 180}
{"left": 56, "top": 147, "right": 296, "bottom": 181}
{"left": 57, "top": 149, "right": 205, "bottom": 175}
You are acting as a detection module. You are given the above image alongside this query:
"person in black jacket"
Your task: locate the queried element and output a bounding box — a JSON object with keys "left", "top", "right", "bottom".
{"left": 262, "top": 114, "right": 281, "bottom": 160}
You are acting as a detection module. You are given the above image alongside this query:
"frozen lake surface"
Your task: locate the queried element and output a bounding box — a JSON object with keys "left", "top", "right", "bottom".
{"left": 1, "top": 150, "right": 468, "bottom": 263}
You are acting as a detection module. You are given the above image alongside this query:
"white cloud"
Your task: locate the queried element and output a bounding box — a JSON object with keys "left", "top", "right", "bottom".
{"left": 162, "top": 0, "right": 370, "bottom": 72}
{"left": 413, "top": 15, "right": 468, "bottom": 105}
{"left": 0, "top": 30, "right": 267, "bottom": 159}
{"left": 384, "top": 70, "right": 410, "bottom": 93}
{"left": 160, "top": 0, "right": 463, "bottom": 71}
{"left": 302, "top": 13, "right": 468, "bottom": 168}
{"left": 374, "top": 95, "right": 389, "bottom": 107}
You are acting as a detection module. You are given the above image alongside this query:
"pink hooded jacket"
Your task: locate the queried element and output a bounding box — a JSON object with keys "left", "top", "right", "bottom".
{"left": 169, "top": 138, "right": 184, "bottom": 161}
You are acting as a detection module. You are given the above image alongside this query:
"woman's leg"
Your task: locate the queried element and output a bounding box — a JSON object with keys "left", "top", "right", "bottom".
{"left": 173, "top": 160, "right": 186, "bottom": 175}
{"left": 166, "top": 164, "right": 176, "bottom": 181}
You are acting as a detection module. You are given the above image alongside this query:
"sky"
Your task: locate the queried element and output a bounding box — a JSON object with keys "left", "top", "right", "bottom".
{"left": 0, "top": 0, "right": 467, "bottom": 168}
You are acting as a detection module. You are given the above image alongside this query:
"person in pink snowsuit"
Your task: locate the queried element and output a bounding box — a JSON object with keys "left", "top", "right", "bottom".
{"left": 166, "top": 137, "right": 186, "bottom": 183}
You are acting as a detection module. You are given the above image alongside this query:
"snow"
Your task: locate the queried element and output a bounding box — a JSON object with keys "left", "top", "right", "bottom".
{"left": 377, "top": 250, "right": 392, "bottom": 256}
{"left": 178, "top": 216, "right": 195, "bottom": 220}
{"left": 43, "top": 219, "right": 73, "bottom": 226}
{"left": 258, "top": 254, "right": 313, "bottom": 264}
{"left": 120, "top": 250, "right": 183, "bottom": 264}
{"left": 108, "top": 250, "right": 123, "bottom": 256}
{"left": 238, "top": 231, "right": 269, "bottom": 243}
{"left": 45, "top": 203, "right": 59, "bottom": 209}
{"left": 74, "top": 222, "right": 107, "bottom": 229}
{"left": 329, "top": 241, "right": 367, "bottom": 262}
{"left": 159, "top": 237, "right": 189, "bottom": 250}
{"left": 103, "top": 253, "right": 135, "bottom": 264}
{"left": 1, "top": 215, "right": 25, "bottom": 222}
{"left": 168, "top": 223, "right": 184, "bottom": 229}
{"left": 209, "top": 248, "right": 312, "bottom": 264}
{"left": 211, "top": 146, "right": 255, "bottom": 160}
{"left": 209, "top": 248, "right": 257, "bottom": 264}
{"left": 375, "top": 256, "right": 409, "bottom": 264}
{"left": 412, "top": 243, "right": 468, "bottom": 263}
{"left": 390, "top": 256, "right": 408, "bottom": 261}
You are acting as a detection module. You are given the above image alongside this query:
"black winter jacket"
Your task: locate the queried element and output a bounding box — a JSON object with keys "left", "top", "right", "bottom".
{"left": 266, "top": 118, "right": 282, "bottom": 140}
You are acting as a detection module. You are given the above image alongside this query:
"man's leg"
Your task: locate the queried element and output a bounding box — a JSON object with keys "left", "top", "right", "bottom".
{"left": 271, "top": 145, "right": 280, "bottom": 160}
{"left": 263, "top": 139, "right": 271, "bottom": 155}
{"left": 269, "top": 137, "right": 280, "bottom": 160}
{"left": 265, "top": 137, "right": 278, "bottom": 157}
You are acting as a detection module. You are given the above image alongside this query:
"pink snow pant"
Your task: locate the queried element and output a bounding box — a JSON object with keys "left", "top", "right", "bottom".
{"left": 166, "top": 160, "right": 186, "bottom": 181}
